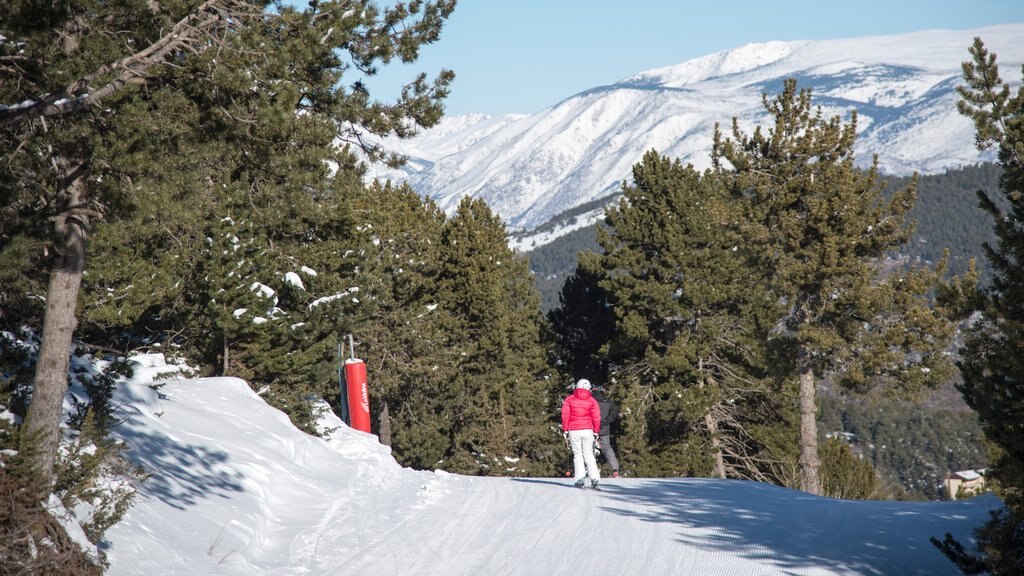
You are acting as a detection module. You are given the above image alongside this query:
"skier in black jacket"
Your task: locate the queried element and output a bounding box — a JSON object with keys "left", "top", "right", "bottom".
{"left": 591, "top": 385, "right": 620, "bottom": 477}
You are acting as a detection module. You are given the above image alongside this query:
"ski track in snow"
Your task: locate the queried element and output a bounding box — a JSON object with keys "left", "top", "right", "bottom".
{"left": 101, "top": 366, "right": 998, "bottom": 576}
{"left": 279, "top": 472, "right": 990, "bottom": 576}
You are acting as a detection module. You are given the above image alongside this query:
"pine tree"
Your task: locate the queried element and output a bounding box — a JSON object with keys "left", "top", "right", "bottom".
{"left": 818, "top": 437, "right": 879, "bottom": 500}
{"left": 585, "top": 150, "right": 793, "bottom": 480}
{"left": 935, "top": 36, "right": 1024, "bottom": 573}
{"left": 712, "top": 79, "right": 957, "bottom": 494}
{"left": 80, "top": 73, "right": 368, "bottom": 428}
{"left": 956, "top": 36, "right": 1024, "bottom": 513}
{"left": 191, "top": 216, "right": 278, "bottom": 376}
{"left": 434, "top": 197, "right": 561, "bottom": 476}
{"left": 0, "top": 0, "right": 457, "bottom": 486}
{"left": 546, "top": 251, "right": 616, "bottom": 383}
{"left": 339, "top": 180, "right": 455, "bottom": 469}
{"left": 0, "top": 0, "right": 264, "bottom": 490}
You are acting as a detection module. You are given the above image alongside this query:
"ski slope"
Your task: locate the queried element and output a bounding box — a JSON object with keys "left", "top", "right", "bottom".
{"left": 100, "top": 354, "right": 997, "bottom": 575}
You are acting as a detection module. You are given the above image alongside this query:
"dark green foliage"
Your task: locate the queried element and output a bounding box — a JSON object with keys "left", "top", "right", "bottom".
{"left": 714, "top": 79, "right": 956, "bottom": 398}
{"left": 338, "top": 180, "right": 454, "bottom": 468}
{"left": 938, "top": 36, "right": 1024, "bottom": 574}
{"left": 0, "top": 0, "right": 196, "bottom": 367}
{"left": 15, "top": 0, "right": 461, "bottom": 435}
{"left": 971, "top": 508, "right": 1024, "bottom": 574}
{"left": 895, "top": 163, "right": 1004, "bottom": 281}
{"left": 713, "top": 79, "right": 957, "bottom": 493}
{"left": 434, "top": 197, "right": 561, "bottom": 476}
{"left": 818, "top": 396, "right": 987, "bottom": 500}
{"left": 956, "top": 37, "right": 1024, "bottom": 512}
{"left": 568, "top": 150, "right": 794, "bottom": 481}
{"left": 79, "top": 78, "right": 360, "bottom": 432}
{"left": 527, "top": 163, "right": 1006, "bottom": 316}
{"left": 0, "top": 329, "right": 35, "bottom": 420}
{"left": 818, "top": 437, "right": 879, "bottom": 500}
{"left": 931, "top": 531, "right": 992, "bottom": 575}
{"left": 68, "top": 356, "right": 134, "bottom": 433}
{"left": 531, "top": 224, "right": 605, "bottom": 313}
{"left": 932, "top": 507, "right": 1024, "bottom": 575}
{"left": 546, "top": 252, "right": 616, "bottom": 382}
{"left": 190, "top": 217, "right": 281, "bottom": 373}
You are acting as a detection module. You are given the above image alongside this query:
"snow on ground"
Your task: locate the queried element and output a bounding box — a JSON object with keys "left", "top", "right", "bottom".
{"left": 102, "top": 354, "right": 999, "bottom": 575}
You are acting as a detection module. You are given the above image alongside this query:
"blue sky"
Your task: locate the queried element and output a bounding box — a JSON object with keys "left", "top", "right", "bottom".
{"left": 361, "top": 0, "right": 1024, "bottom": 116}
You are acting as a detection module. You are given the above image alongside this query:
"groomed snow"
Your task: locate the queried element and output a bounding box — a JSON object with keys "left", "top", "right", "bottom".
{"left": 99, "top": 354, "right": 999, "bottom": 575}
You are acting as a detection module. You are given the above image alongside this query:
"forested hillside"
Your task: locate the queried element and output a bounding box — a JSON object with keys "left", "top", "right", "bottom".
{"left": 818, "top": 396, "right": 986, "bottom": 500}
{"left": 527, "top": 163, "right": 1003, "bottom": 313}
{"left": 891, "top": 163, "right": 1003, "bottom": 279}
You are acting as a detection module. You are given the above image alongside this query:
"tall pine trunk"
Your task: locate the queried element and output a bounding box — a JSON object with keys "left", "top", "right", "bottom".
{"left": 699, "top": 365, "right": 726, "bottom": 479}
{"left": 222, "top": 332, "right": 230, "bottom": 375}
{"left": 23, "top": 157, "right": 89, "bottom": 490}
{"left": 379, "top": 401, "right": 392, "bottom": 446}
{"left": 704, "top": 411, "right": 726, "bottom": 479}
{"left": 797, "top": 347, "right": 821, "bottom": 494}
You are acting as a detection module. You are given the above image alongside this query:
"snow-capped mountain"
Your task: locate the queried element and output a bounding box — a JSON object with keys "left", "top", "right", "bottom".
{"left": 366, "top": 25, "right": 1024, "bottom": 246}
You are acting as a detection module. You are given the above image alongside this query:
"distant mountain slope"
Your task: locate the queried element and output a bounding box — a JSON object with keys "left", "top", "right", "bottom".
{"left": 367, "top": 24, "right": 1024, "bottom": 240}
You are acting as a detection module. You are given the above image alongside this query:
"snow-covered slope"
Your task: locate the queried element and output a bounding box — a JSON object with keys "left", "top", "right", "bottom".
{"left": 101, "top": 354, "right": 1000, "bottom": 575}
{"left": 366, "top": 25, "right": 1024, "bottom": 237}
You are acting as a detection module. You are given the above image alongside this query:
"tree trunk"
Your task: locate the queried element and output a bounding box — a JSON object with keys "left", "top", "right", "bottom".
{"left": 698, "top": 363, "right": 726, "bottom": 479}
{"left": 797, "top": 347, "right": 821, "bottom": 494}
{"left": 222, "top": 332, "right": 230, "bottom": 375}
{"left": 704, "top": 410, "right": 726, "bottom": 479}
{"left": 379, "top": 401, "right": 392, "bottom": 446}
{"left": 23, "top": 157, "right": 89, "bottom": 491}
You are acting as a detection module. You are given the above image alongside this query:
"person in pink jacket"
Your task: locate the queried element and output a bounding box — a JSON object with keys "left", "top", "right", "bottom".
{"left": 561, "top": 378, "right": 601, "bottom": 489}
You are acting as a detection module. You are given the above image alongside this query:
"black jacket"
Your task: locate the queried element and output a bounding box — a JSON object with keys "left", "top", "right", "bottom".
{"left": 592, "top": 390, "right": 618, "bottom": 436}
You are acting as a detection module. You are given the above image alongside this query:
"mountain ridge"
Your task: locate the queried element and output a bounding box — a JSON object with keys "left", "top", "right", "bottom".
{"left": 365, "top": 24, "right": 1024, "bottom": 245}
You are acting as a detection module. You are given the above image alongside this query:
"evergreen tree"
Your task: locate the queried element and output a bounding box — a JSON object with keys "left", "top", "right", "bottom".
{"left": 340, "top": 180, "right": 455, "bottom": 469}
{"left": 934, "top": 37, "right": 1024, "bottom": 573}
{"left": 434, "top": 197, "right": 560, "bottom": 476}
{"left": 77, "top": 67, "right": 366, "bottom": 430}
{"left": 0, "top": 0, "right": 272, "bottom": 490}
{"left": 191, "top": 216, "right": 280, "bottom": 376}
{"left": 711, "top": 79, "right": 957, "bottom": 494}
{"left": 818, "top": 437, "right": 879, "bottom": 500}
{"left": 587, "top": 151, "right": 793, "bottom": 481}
{"left": 1, "top": 0, "right": 456, "bottom": 482}
{"left": 546, "top": 251, "right": 616, "bottom": 383}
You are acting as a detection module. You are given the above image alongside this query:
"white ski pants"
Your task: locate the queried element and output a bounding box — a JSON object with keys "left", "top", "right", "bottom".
{"left": 568, "top": 429, "right": 601, "bottom": 484}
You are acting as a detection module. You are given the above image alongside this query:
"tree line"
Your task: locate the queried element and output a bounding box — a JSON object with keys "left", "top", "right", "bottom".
{"left": 527, "top": 162, "right": 1004, "bottom": 314}
{"left": 1, "top": 1, "right": 1021, "bottom": 572}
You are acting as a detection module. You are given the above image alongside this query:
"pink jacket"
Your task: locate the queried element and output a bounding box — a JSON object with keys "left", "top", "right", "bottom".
{"left": 561, "top": 389, "right": 601, "bottom": 433}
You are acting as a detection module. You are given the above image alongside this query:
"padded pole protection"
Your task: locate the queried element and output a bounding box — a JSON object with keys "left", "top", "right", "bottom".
{"left": 344, "top": 359, "right": 370, "bottom": 432}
